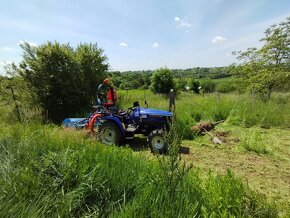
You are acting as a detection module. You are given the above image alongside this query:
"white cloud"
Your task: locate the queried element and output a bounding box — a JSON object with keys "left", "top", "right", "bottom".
{"left": 212, "top": 36, "right": 226, "bottom": 44}
{"left": 18, "top": 40, "right": 38, "bottom": 47}
{"left": 0, "top": 47, "right": 14, "bottom": 51}
{"left": 119, "top": 42, "right": 128, "bottom": 47}
{"left": 152, "top": 42, "right": 159, "bottom": 48}
{"left": 174, "top": 16, "right": 192, "bottom": 28}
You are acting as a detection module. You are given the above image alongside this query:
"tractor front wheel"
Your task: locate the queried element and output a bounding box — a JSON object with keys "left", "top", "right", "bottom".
{"left": 148, "top": 130, "right": 167, "bottom": 154}
{"left": 98, "top": 121, "right": 122, "bottom": 146}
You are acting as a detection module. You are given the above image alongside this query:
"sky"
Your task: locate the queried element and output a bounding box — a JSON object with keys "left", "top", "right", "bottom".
{"left": 0, "top": 0, "right": 290, "bottom": 73}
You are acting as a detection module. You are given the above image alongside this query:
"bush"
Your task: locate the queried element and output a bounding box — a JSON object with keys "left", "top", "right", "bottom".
{"left": 176, "top": 78, "right": 187, "bottom": 91}
{"left": 201, "top": 79, "right": 216, "bottom": 93}
{"left": 216, "top": 81, "right": 237, "bottom": 93}
{"left": 18, "top": 42, "right": 108, "bottom": 123}
{"left": 150, "top": 68, "right": 175, "bottom": 94}
{"left": 190, "top": 78, "right": 201, "bottom": 93}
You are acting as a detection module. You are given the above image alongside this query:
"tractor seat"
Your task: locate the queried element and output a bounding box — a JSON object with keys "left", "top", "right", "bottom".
{"left": 103, "top": 102, "right": 115, "bottom": 107}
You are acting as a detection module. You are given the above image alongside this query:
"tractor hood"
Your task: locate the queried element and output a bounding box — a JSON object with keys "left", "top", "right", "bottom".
{"left": 134, "top": 107, "right": 172, "bottom": 117}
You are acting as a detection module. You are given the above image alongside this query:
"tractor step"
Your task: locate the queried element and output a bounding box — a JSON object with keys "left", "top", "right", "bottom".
{"left": 125, "top": 125, "right": 136, "bottom": 138}
{"left": 125, "top": 137, "right": 134, "bottom": 140}
{"left": 125, "top": 125, "right": 136, "bottom": 132}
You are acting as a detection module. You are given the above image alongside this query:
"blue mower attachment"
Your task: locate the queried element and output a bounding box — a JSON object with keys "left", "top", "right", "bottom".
{"left": 62, "top": 118, "right": 87, "bottom": 129}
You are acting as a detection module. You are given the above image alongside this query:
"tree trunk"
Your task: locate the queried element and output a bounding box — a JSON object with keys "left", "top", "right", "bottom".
{"left": 267, "top": 88, "right": 272, "bottom": 100}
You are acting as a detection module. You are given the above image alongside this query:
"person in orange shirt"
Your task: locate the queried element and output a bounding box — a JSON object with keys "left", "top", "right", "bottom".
{"left": 97, "top": 78, "right": 118, "bottom": 108}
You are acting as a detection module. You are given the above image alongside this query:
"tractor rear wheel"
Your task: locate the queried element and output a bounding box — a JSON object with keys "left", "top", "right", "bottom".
{"left": 98, "top": 121, "right": 122, "bottom": 146}
{"left": 148, "top": 130, "right": 167, "bottom": 154}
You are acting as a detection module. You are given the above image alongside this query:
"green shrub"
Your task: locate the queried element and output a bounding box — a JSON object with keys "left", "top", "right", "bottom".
{"left": 216, "top": 80, "right": 237, "bottom": 93}
{"left": 201, "top": 79, "right": 216, "bottom": 93}
{"left": 150, "top": 68, "right": 175, "bottom": 94}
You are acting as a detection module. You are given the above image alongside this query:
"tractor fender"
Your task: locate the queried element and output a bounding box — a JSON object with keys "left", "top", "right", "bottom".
{"left": 100, "top": 116, "right": 125, "bottom": 136}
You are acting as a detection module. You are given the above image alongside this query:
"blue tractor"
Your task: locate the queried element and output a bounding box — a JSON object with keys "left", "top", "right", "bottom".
{"left": 64, "top": 101, "right": 173, "bottom": 153}
{"left": 63, "top": 81, "right": 174, "bottom": 153}
{"left": 63, "top": 102, "right": 173, "bottom": 154}
{"left": 95, "top": 101, "right": 173, "bottom": 153}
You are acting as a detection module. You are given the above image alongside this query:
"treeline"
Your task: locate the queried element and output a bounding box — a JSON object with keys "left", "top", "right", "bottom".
{"left": 109, "top": 66, "right": 232, "bottom": 90}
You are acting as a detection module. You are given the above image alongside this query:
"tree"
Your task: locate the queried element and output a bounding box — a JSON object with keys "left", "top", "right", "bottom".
{"left": 0, "top": 63, "right": 39, "bottom": 123}
{"left": 200, "top": 79, "right": 216, "bottom": 93}
{"left": 176, "top": 77, "right": 187, "bottom": 91}
{"left": 18, "top": 41, "right": 108, "bottom": 123}
{"left": 150, "top": 68, "right": 175, "bottom": 94}
{"left": 233, "top": 17, "right": 290, "bottom": 100}
{"left": 189, "top": 78, "right": 200, "bottom": 93}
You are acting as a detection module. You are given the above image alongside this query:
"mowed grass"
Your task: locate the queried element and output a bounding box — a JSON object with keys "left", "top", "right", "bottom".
{"left": 0, "top": 124, "right": 278, "bottom": 217}
{"left": 182, "top": 125, "right": 290, "bottom": 214}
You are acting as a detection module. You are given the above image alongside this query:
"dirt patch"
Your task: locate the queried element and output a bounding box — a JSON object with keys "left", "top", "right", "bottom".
{"left": 213, "top": 130, "right": 240, "bottom": 145}
{"left": 215, "top": 131, "right": 230, "bottom": 137}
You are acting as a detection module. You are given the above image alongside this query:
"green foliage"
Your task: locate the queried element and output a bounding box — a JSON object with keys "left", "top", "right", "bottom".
{"left": 18, "top": 41, "right": 108, "bottom": 123}
{"left": 216, "top": 79, "right": 237, "bottom": 93}
{"left": 0, "top": 67, "right": 41, "bottom": 123}
{"left": 110, "top": 71, "right": 152, "bottom": 90}
{"left": 233, "top": 17, "right": 290, "bottom": 100}
{"left": 200, "top": 79, "right": 216, "bottom": 93}
{"left": 0, "top": 124, "right": 278, "bottom": 217}
{"left": 189, "top": 78, "right": 201, "bottom": 93}
{"left": 176, "top": 77, "right": 187, "bottom": 91}
{"left": 150, "top": 67, "right": 175, "bottom": 94}
{"left": 110, "top": 67, "right": 232, "bottom": 91}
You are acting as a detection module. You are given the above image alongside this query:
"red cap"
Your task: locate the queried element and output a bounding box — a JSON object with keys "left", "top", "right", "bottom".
{"left": 103, "top": 78, "right": 110, "bottom": 85}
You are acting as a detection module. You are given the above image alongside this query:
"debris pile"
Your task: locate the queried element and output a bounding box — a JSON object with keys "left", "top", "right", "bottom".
{"left": 191, "top": 120, "right": 225, "bottom": 144}
{"left": 191, "top": 120, "right": 224, "bottom": 135}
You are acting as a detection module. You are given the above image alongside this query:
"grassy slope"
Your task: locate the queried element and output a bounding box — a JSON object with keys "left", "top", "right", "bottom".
{"left": 0, "top": 124, "right": 279, "bottom": 217}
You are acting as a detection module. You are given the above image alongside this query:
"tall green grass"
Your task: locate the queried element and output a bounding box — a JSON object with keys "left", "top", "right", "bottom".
{"left": 238, "top": 128, "right": 273, "bottom": 155}
{"left": 118, "top": 90, "right": 290, "bottom": 139}
{"left": 0, "top": 124, "right": 277, "bottom": 217}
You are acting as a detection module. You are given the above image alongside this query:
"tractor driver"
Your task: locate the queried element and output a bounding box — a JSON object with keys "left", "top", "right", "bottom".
{"left": 97, "top": 78, "right": 118, "bottom": 109}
